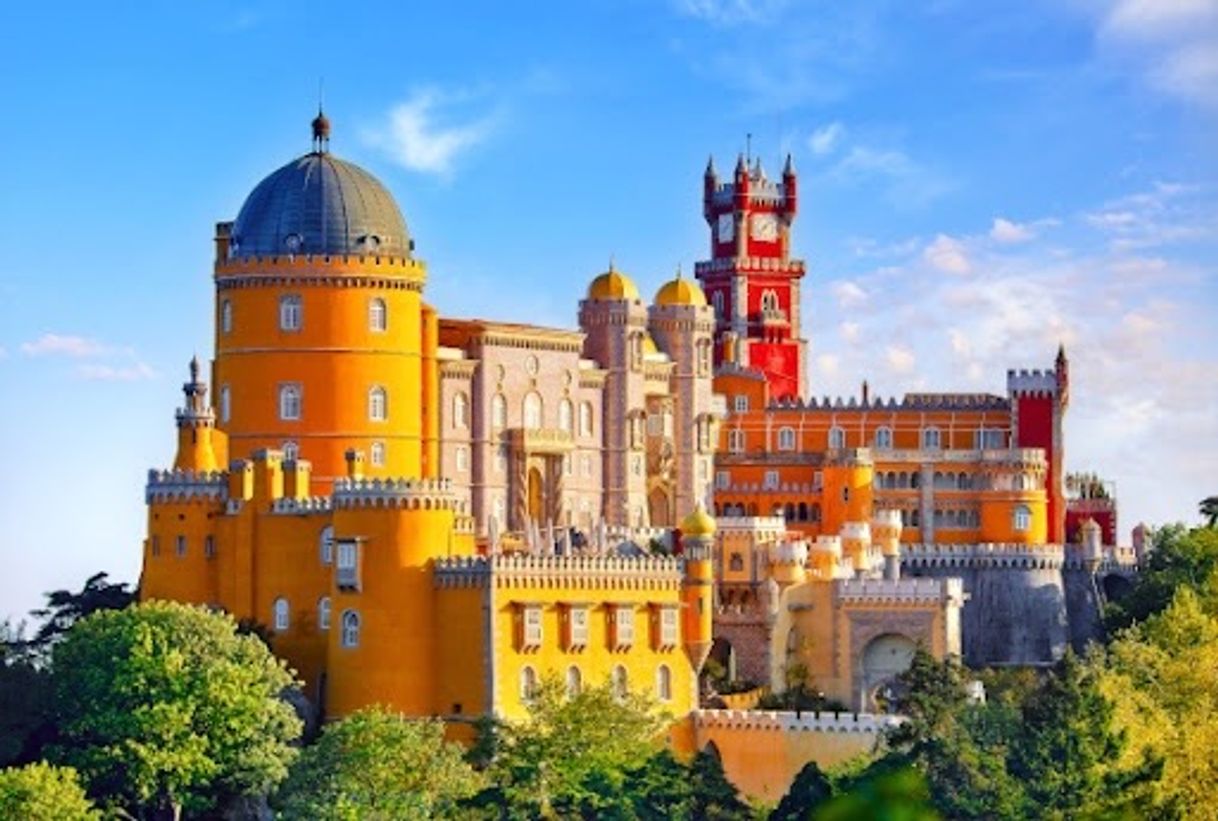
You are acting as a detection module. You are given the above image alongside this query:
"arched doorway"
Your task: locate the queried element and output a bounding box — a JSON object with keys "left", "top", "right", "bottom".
{"left": 527, "top": 467, "right": 544, "bottom": 522}
{"left": 648, "top": 487, "right": 671, "bottom": 528}
{"left": 860, "top": 633, "right": 917, "bottom": 713}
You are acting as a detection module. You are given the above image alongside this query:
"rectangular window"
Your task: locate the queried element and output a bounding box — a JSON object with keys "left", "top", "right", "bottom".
{"left": 614, "top": 606, "right": 635, "bottom": 649}
{"left": 716, "top": 470, "right": 731, "bottom": 490}
{"left": 204, "top": 536, "right": 215, "bottom": 559}
{"left": 279, "top": 294, "right": 302, "bottom": 331}
{"left": 778, "top": 428, "right": 796, "bottom": 451}
{"left": 522, "top": 605, "right": 543, "bottom": 649}
{"left": 764, "top": 470, "right": 779, "bottom": 490}
{"left": 659, "top": 606, "right": 679, "bottom": 648}
{"left": 456, "top": 446, "right": 468, "bottom": 472}
{"left": 566, "top": 605, "right": 589, "bottom": 650}
{"left": 175, "top": 535, "right": 187, "bottom": 558}
{"left": 733, "top": 395, "right": 749, "bottom": 413}
{"left": 336, "top": 541, "right": 359, "bottom": 590}
{"left": 728, "top": 429, "right": 745, "bottom": 454}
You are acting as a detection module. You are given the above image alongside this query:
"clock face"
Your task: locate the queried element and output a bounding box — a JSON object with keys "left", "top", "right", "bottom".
{"left": 717, "top": 213, "right": 735, "bottom": 243}
{"left": 751, "top": 213, "right": 779, "bottom": 242}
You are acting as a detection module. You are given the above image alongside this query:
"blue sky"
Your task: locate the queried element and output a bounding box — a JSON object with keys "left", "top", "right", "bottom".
{"left": 1, "top": 0, "right": 1215, "bottom": 620}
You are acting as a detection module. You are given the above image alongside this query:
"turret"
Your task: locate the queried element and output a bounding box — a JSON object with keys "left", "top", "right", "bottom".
{"left": 872, "top": 509, "right": 903, "bottom": 581}
{"left": 809, "top": 535, "right": 842, "bottom": 579}
{"left": 679, "top": 505, "right": 716, "bottom": 672}
{"left": 703, "top": 155, "right": 718, "bottom": 221}
{"left": 840, "top": 522, "right": 873, "bottom": 579}
{"left": 1081, "top": 517, "right": 1103, "bottom": 571}
{"left": 767, "top": 539, "right": 808, "bottom": 586}
{"left": 174, "top": 357, "right": 220, "bottom": 473}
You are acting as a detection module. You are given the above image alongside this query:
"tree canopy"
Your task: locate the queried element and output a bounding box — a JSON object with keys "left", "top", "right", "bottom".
{"left": 1105, "top": 524, "right": 1218, "bottom": 632}
{"left": 0, "top": 761, "right": 100, "bottom": 821}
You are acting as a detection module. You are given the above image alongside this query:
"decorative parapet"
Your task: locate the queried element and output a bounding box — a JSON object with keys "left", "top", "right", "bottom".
{"left": 900, "top": 542, "right": 1064, "bottom": 570}
{"left": 693, "top": 709, "right": 904, "bottom": 735}
{"left": 695, "top": 257, "right": 805, "bottom": 276}
{"left": 766, "top": 393, "right": 1009, "bottom": 412}
{"left": 1007, "top": 368, "right": 1058, "bottom": 396}
{"left": 716, "top": 516, "right": 787, "bottom": 532}
{"left": 509, "top": 427, "right": 575, "bottom": 454}
{"left": 873, "top": 448, "right": 1045, "bottom": 466}
{"left": 269, "top": 497, "right": 332, "bottom": 515}
{"left": 433, "top": 554, "right": 684, "bottom": 590}
{"left": 1062, "top": 544, "right": 1139, "bottom": 572}
{"left": 332, "top": 477, "right": 462, "bottom": 511}
{"left": 835, "top": 577, "right": 964, "bottom": 606}
{"left": 146, "top": 469, "right": 227, "bottom": 504}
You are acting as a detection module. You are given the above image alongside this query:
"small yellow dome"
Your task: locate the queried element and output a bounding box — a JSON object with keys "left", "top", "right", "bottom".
{"left": 587, "top": 266, "right": 640, "bottom": 301}
{"left": 643, "top": 334, "right": 659, "bottom": 356}
{"left": 654, "top": 276, "right": 707, "bottom": 308}
{"left": 681, "top": 505, "right": 717, "bottom": 537}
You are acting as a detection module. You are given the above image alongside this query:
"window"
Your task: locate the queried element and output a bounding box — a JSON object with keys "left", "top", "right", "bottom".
{"left": 340, "top": 610, "right": 360, "bottom": 648}
{"left": 712, "top": 290, "right": 725, "bottom": 319}
{"left": 733, "top": 395, "right": 749, "bottom": 414}
{"left": 175, "top": 535, "right": 187, "bottom": 558}
{"left": 614, "top": 606, "right": 635, "bottom": 649}
{"left": 559, "top": 399, "right": 573, "bottom": 433}
{"left": 368, "top": 386, "right": 387, "bottom": 421}
{"left": 566, "top": 665, "right": 582, "bottom": 698}
{"left": 282, "top": 440, "right": 298, "bottom": 462}
{"left": 728, "top": 429, "right": 745, "bottom": 453}
{"left": 368, "top": 297, "right": 387, "bottom": 332}
{"left": 1013, "top": 505, "right": 1031, "bottom": 532}
{"left": 763, "top": 470, "right": 779, "bottom": 490}
{"left": 273, "top": 598, "right": 289, "bottom": 632}
{"left": 922, "top": 427, "right": 942, "bottom": 450}
{"left": 337, "top": 541, "right": 359, "bottom": 589}
{"left": 318, "top": 597, "right": 331, "bottom": 630}
{"left": 778, "top": 427, "right": 796, "bottom": 451}
{"left": 656, "top": 665, "right": 672, "bottom": 701}
{"left": 279, "top": 384, "right": 301, "bottom": 421}
{"left": 579, "top": 402, "right": 594, "bottom": 437}
{"left": 220, "top": 385, "right": 231, "bottom": 423}
{"left": 874, "top": 426, "right": 893, "bottom": 450}
{"left": 716, "top": 470, "right": 730, "bottom": 490}
{"left": 975, "top": 428, "right": 1004, "bottom": 449}
{"left": 204, "top": 535, "right": 215, "bottom": 559}
{"left": 221, "top": 299, "right": 232, "bottom": 334}
{"left": 520, "top": 666, "right": 538, "bottom": 702}
{"left": 760, "top": 289, "right": 780, "bottom": 312}
{"left": 568, "top": 605, "right": 589, "bottom": 649}
{"left": 611, "top": 665, "right": 628, "bottom": 700}
{"left": 453, "top": 393, "right": 469, "bottom": 429}
{"left": 523, "top": 393, "right": 543, "bottom": 429}
{"left": 828, "top": 426, "right": 845, "bottom": 449}
{"left": 456, "top": 446, "right": 468, "bottom": 472}
{"left": 319, "top": 526, "right": 334, "bottom": 565}
{"left": 729, "top": 553, "right": 744, "bottom": 571}
{"left": 492, "top": 394, "right": 507, "bottom": 429}
{"left": 370, "top": 441, "right": 385, "bottom": 467}
{"left": 279, "top": 294, "right": 302, "bottom": 331}
{"left": 523, "top": 605, "right": 543, "bottom": 647}
{"left": 660, "top": 607, "right": 679, "bottom": 647}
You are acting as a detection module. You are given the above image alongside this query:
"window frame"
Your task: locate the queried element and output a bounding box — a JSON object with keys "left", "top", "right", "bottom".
{"left": 278, "top": 294, "right": 302, "bottom": 332}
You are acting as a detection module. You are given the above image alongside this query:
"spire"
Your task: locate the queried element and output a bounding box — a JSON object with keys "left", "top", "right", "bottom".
{"left": 1056, "top": 342, "right": 1067, "bottom": 365}
{"left": 705, "top": 155, "right": 716, "bottom": 177}
{"left": 783, "top": 152, "right": 795, "bottom": 176}
{"left": 735, "top": 152, "right": 747, "bottom": 175}
{"left": 311, "top": 105, "right": 331, "bottom": 153}
{"left": 181, "top": 356, "right": 208, "bottom": 417}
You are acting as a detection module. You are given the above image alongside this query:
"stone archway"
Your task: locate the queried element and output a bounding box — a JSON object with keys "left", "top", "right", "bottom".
{"left": 860, "top": 633, "right": 917, "bottom": 713}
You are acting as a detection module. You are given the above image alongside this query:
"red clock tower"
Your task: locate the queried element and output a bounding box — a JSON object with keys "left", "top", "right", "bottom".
{"left": 695, "top": 153, "right": 807, "bottom": 400}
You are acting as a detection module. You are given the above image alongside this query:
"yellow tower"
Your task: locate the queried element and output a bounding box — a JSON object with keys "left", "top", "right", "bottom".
{"left": 871, "top": 509, "right": 904, "bottom": 580}
{"left": 174, "top": 356, "right": 223, "bottom": 472}
{"left": 822, "top": 450, "right": 874, "bottom": 536}
{"left": 680, "top": 505, "right": 716, "bottom": 672}
{"left": 211, "top": 114, "right": 434, "bottom": 491}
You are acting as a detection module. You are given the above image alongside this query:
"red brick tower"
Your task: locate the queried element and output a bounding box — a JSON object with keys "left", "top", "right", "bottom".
{"left": 696, "top": 153, "right": 807, "bottom": 400}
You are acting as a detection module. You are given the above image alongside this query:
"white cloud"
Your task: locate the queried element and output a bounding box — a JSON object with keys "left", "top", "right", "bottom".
{"left": 674, "top": 0, "right": 789, "bottom": 25}
{"left": 75, "top": 362, "right": 158, "bottom": 382}
{"left": 990, "top": 217, "right": 1034, "bottom": 244}
{"left": 808, "top": 122, "right": 844, "bottom": 155}
{"left": 365, "top": 89, "right": 496, "bottom": 176}
{"left": 825, "top": 145, "right": 953, "bottom": 207}
{"left": 947, "top": 328, "right": 972, "bottom": 358}
{"left": 923, "top": 234, "right": 972, "bottom": 275}
{"left": 839, "top": 321, "right": 860, "bottom": 342}
{"left": 884, "top": 345, "right": 916, "bottom": 374}
{"left": 832, "top": 280, "right": 869, "bottom": 308}
{"left": 816, "top": 353, "right": 840, "bottom": 377}
{"left": 1098, "top": 0, "right": 1218, "bottom": 106}
{"left": 20, "top": 333, "right": 108, "bottom": 358}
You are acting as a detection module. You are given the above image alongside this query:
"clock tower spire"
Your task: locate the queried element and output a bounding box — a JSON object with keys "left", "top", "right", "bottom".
{"left": 695, "top": 151, "right": 807, "bottom": 400}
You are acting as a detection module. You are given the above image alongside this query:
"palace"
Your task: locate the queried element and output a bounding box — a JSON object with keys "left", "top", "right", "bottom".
{"left": 139, "top": 115, "right": 1132, "bottom": 800}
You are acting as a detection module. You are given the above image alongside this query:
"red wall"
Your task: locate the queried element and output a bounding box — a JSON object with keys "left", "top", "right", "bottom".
{"left": 1016, "top": 395, "right": 1060, "bottom": 542}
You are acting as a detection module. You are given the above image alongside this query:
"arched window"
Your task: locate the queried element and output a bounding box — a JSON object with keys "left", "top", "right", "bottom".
{"left": 279, "top": 384, "right": 301, "bottom": 421}
{"left": 279, "top": 294, "right": 302, "bottom": 331}
{"left": 566, "top": 665, "right": 582, "bottom": 698}
{"left": 558, "top": 399, "right": 573, "bottom": 433}
{"left": 282, "top": 440, "right": 298, "bottom": 462}
{"left": 777, "top": 427, "right": 796, "bottom": 451}
{"left": 273, "top": 598, "right": 289, "bottom": 632}
{"left": 370, "top": 441, "right": 386, "bottom": 466}
{"left": 656, "top": 664, "right": 672, "bottom": 701}
{"left": 368, "top": 386, "right": 387, "bottom": 421}
{"left": 220, "top": 385, "right": 231, "bottom": 423}
{"left": 318, "top": 597, "right": 331, "bottom": 631}
{"left": 874, "top": 426, "right": 893, "bottom": 450}
{"left": 221, "top": 299, "right": 233, "bottom": 334}
{"left": 579, "top": 402, "right": 593, "bottom": 437}
{"left": 341, "top": 610, "right": 360, "bottom": 648}
{"left": 611, "top": 665, "right": 628, "bottom": 700}
{"left": 523, "top": 392, "right": 543, "bottom": 429}
{"left": 712, "top": 290, "right": 725, "bottom": 319}
{"left": 492, "top": 393, "right": 507, "bottom": 429}
{"left": 368, "top": 297, "right": 387, "bottom": 332}
{"left": 921, "top": 426, "right": 941, "bottom": 450}
{"left": 798, "top": 502, "right": 808, "bottom": 521}
{"left": 520, "top": 666, "right": 538, "bottom": 702}
{"left": 453, "top": 392, "right": 469, "bottom": 429}
{"left": 761, "top": 289, "right": 780, "bottom": 312}
{"left": 1013, "top": 505, "right": 1031, "bottom": 532}
{"left": 319, "top": 525, "right": 334, "bottom": 565}
{"left": 828, "top": 426, "right": 845, "bottom": 449}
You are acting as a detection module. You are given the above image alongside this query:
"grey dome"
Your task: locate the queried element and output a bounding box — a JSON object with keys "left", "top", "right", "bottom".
{"left": 230, "top": 152, "right": 410, "bottom": 258}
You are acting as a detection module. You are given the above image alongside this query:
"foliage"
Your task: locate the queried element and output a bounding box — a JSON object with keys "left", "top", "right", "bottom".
{"left": 755, "top": 664, "right": 848, "bottom": 713}
{"left": 1104, "top": 524, "right": 1218, "bottom": 632}
{"left": 817, "top": 764, "right": 940, "bottom": 821}
{"left": 274, "top": 706, "right": 481, "bottom": 820}
{"left": 26, "top": 572, "right": 135, "bottom": 659}
{"left": 1099, "top": 571, "right": 1218, "bottom": 818}
{"left": 49, "top": 600, "right": 302, "bottom": 819}
{"left": 0, "top": 761, "right": 100, "bottom": 820}
{"left": 1199, "top": 496, "right": 1218, "bottom": 528}
{"left": 770, "top": 761, "right": 832, "bottom": 821}
{"left": 467, "top": 677, "right": 666, "bottom": 818}
{"left": 626, "top": 749, "right": 694, "bottom": 820}
{"left": 687, "top": 748, "right": 752, "bottom": 820}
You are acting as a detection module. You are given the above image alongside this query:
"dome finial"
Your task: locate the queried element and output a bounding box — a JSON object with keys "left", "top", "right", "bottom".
{"left": 311, "top": 80, "right": 330, "bottom": 153}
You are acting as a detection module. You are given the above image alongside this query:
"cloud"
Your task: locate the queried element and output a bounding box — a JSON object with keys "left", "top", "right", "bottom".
{"left": 816, "top": 353, "right": 840, "bottom": 377}
{"left": 674, "top": 0, "right": 789, "bottom": 25}
{"left": 923, "top": 234, "right": 972, "bottom": 275}
{"left": 20, "top": 333, "right": 108, "bottom": 358}
{"left": 365, "top": 89, "right": 496, "bottom": 176}
{"left": 825, "top": 145, "right": 953, "bottom": 208}
{"left": 1097, "top": 0, "right": 1218, "bottom": 106}
{"left": 990, "top": 217, "right": 1034, "bottom": 244}
{"left": 884, "top": 345, "right": 916, "bottom": 374}
{"left": 839, "top": 321, "right": 860, "bottom": 342}
{"left": 832, "top": 280, "right": 869, "bottom": 308}
{"left": 75, "top": 362, "right": 158, "bottom": 382}
{"left": 808, "top": 122, "right": 844, "bottom": 155}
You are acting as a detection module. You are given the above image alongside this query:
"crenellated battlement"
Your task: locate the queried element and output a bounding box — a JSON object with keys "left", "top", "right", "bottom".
{"left": 901, "top": 542, "right": 1064, "bottom": 570}
{"left": 269, "top": 496, "right": 332, "bottom": 515}
{"left": 835, "top": 577, "right": 964, "bottom": 605}
{"left": 433, "top": 553, "right": 684, "bottom": 590}
{"left": 146, "top": 469, "right": 228, "bottom": 503}
{"left": 215, "top": 252, "right": 424, "bottom": 275}
{"left": 331, "top": 476, "right": 462, "bottom": 510}
{"left": 767, "top": 392, "right": 1010, "bottom": 412}
{"left": 1007, "top": 368, "right": 1057, "bottom": 397}
{"left": 694, "top": 708, "right": 904, "bottom": 734}
{"left": 696, "top": 257, "right": 805, "bottom": 276}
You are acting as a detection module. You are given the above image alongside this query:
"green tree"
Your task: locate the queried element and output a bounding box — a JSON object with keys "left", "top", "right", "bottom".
{"left": 1105, "top": 524, "right": 1218, "bottom": 632}
{"left": 627, "top": 750, "right": 693, "bottom": 820}
{"left": 687, "top": 749, "right": 751, "bottom": 820}
{"left": 0, "top": 761, "right": 100, "bottom": 821}
{"left": 1199, "top": 496, "right": 1218, "bottom": 528}
{"left": 49, "top": 600, "right": 302, "bottom": 820}
{"left": 0, "top": 621, "right": 52, "bottom": 767}
{"left": 816, "top": 765, "right": 940, "bottom": 821}
{"left": 26, "top": 572, "right": 135, "bottom": 658}
{"left": 770, "top": 761, "right": 833, "bottom": 820}
{"left": 274, "top": 706, "right": 481, "bottom": 820}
